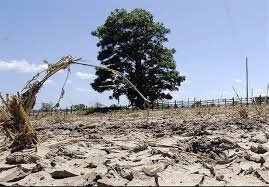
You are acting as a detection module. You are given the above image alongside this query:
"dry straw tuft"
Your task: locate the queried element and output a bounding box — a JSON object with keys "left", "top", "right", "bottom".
{"left": 0, "top": 55, "right": 149, "bottom": 150}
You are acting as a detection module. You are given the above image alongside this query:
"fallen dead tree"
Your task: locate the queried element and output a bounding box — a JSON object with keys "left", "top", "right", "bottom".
{"left": 0, "top": 55, "right": 150, "bottom": 151}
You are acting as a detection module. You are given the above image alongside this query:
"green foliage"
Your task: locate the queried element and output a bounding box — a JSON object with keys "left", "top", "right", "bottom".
{"left": 91, "top": 8, "right": 185, "bottom": 108}
{"left": 109, "top": 104, "right": 118, "bottom": 108}
{"left": 72, "top": 104, "right": 86, "bottom": 111}
{"left": 83, "top": 107, "right": 95, "bottom": 115}
{"left": 94, "top": 102, "right": 105, "bottom": 108}
{"left": 40, "top": 102, "right": 53, "bottom": 112}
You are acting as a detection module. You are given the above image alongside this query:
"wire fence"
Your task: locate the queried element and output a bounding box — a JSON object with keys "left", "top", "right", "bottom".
{"left": 29, "top": 95, "right": 269, "bottom": 117}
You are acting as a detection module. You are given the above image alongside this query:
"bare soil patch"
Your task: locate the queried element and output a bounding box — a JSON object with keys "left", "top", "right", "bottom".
{"left": 0, "top": 107, "right": 269, "bottom": 186}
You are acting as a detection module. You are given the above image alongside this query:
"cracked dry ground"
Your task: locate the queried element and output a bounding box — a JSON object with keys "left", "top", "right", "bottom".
{"left": 0, "top": 107, "right": 269, "bottom": 186}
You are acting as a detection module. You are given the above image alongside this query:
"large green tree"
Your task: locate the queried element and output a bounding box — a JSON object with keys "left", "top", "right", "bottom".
{"left": 91, "top": 8, "right": 185, "bottom": 108}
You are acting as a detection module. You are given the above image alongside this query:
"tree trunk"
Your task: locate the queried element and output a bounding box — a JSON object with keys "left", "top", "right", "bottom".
{"left": 133, "top": 60, "right": 146, "bottom": 109}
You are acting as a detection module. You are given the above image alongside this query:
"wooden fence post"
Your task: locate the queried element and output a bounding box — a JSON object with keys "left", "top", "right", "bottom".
{"left": 174, "top": 100, "right": 177, "bottom": 109}
{"left": 181, "top": 100, "right": 184, "bottom": 108}
{"left": 193, "top": 97, "right": 196, "bottom": 108}
{"left": 224, "top": 98, "right": 226, "bottom": 106}
{"left": 232, "top": 97, "right": 235, "bottom": 106}
{"left": 259, "top": 95, "right": 262, "bottom": 105}
{"left": 187, "top": 98, "right": 189, "bottom": 108}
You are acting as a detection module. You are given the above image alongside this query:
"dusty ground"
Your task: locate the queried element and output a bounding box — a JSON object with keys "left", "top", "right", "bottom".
{"left": 0, "top": 106, "right": 269, "bottom": 186}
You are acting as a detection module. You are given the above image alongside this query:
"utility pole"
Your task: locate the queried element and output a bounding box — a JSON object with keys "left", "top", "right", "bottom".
{"left": 246, "top": 57, "right": 249, "bottom": 105}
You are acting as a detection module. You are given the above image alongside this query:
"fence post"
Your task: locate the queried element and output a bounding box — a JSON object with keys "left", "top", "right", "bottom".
{"left": 187, "top": 98, "right": 189, "bottom": 108}
{"left": 174, "top": 100, "right": 177, "bottom": 109}
{"left": 240, "top": 97, "right": 242, "bottom": 105}
{"left": 259, "top": 95, "right": 262, "bottom": 105}
{"left": 224, "top": 98, "right": 226, "bottom": 106}
{"left": 156, "top": 100, "right": 159, "bottom": 109}
{"left": 193, "top": 97, "right": 196, "bottom": 108}
{"left": 206, "top": 100, "right": 208, "bottom": 107}
{"left": 181, "top": 100, "right": 184, "bottom": 108}
{"left": 70, "top": 106, "right": 73, "bottom": 114}
{"left": 232, "top": 97, "right": 235, "bottom": 106}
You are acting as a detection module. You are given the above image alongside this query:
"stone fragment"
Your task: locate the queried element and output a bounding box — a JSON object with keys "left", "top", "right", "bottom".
{"left": 0, "top": 167, "right": 27, "bottom": 182}
{"left": 36, "top": 145, "right": 50, "bottom": 158}
{"left": 6, "top": 153, "right": 39, "bottom": 164}
{"left": 250, "top": 145, "right": 268, "bottom": 154}
{"left": 50, "top": 170, "right": 78, "bottom": 179}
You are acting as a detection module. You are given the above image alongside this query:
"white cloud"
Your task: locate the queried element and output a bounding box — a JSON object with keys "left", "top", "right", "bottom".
{"left": 75, "top": 87, "right": 91, "bottom": 92}
{"left": 0, "top": 59, "right": 48, "bottom": 73}
{"left": 252, "top": 88, "right": 266, "bottom": 97}
{"left": 233, "top": 79, "right": 243, "bottom": 83}
{"left": 75, "top": 72, "right": 96, "bottom": 80}
{"left": 44, "top": 79, "right": 55, "bottom": 86}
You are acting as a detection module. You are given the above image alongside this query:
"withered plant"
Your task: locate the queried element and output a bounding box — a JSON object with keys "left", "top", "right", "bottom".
{"left": 0, "top": 55, "right": 149, "bottom": 150}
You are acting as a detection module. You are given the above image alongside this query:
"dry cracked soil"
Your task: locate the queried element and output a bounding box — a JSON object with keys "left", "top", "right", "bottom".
{"left": 0, "top": 106, "right": 269, "bottom": 186}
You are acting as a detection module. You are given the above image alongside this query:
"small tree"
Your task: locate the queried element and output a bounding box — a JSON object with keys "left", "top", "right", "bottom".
{"left": 72, "top": 104, "right": 86, "bottom": 111}
{"left": 91, "top": 8, "right": 185, "bottom": 108}
{"left": 40, "top": 102, "right": 53, "bottom": 112}
{"left": 94, "top": 102, "right": 105, "bottom": 108}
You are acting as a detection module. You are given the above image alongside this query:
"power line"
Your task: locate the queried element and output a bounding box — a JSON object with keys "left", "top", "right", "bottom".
{"left": 224, "top": 0, "right": 243, "bottom": 58}
{"left": 224, "top": 0, "right": 249, "bottom": 100}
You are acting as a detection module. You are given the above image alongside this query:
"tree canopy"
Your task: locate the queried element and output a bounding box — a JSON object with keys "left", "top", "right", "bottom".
{"left": 91, "top": 8, "right": 185, "bottom": 108}
{"left": 40, "top": 102, "right": 53, "bottom": 112}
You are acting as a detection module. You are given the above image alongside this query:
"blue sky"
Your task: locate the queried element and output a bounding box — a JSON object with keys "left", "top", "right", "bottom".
{"left": 0, "top": 0, "right": 268, "bottom": 108}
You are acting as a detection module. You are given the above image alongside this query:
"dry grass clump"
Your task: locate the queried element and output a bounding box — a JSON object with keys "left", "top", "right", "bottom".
{"left": 0, "top": 94, "right": 38, "bottom": 149}
{"left": 0, "top": 56, "right": 75, "bottom": 149}
{"left": 253, "top": 99, "right": 268, "bottom": 118}
{"left": 237, "top": 105, "right": 248, "bottom": 118}
{"left": 0, "top": 55, "right": 150, "bottom": 150}
{"left": 46, "top": 114, "right": 71, "bottom": 125}
{"left": 232, "top": 87, "right": 248, "bottom": 119}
